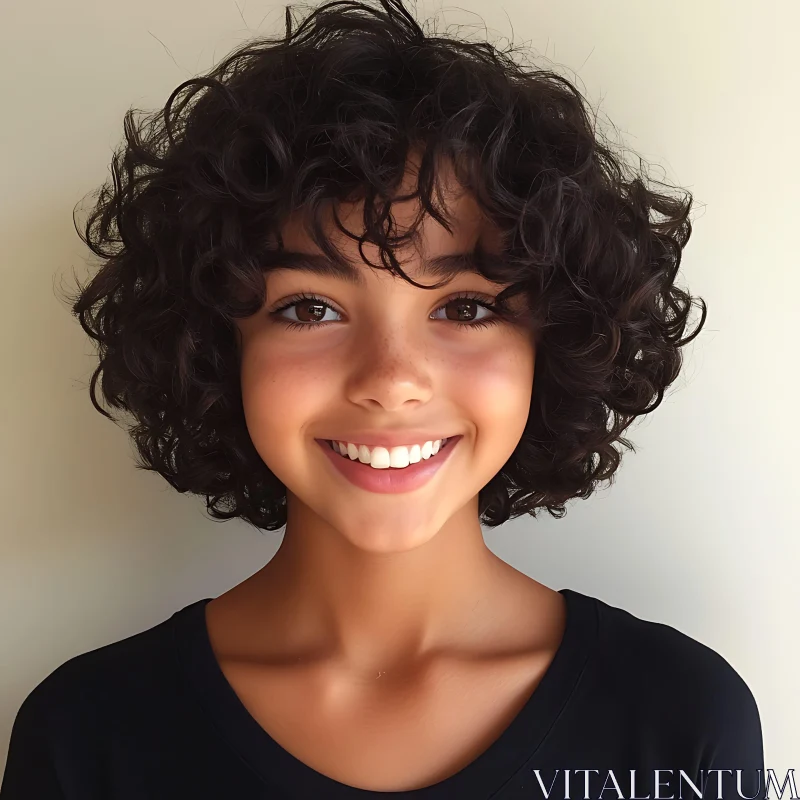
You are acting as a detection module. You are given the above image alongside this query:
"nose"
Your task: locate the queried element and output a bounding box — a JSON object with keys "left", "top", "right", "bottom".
{"left": 343, "top": 327, "right": 435, "bottom": 411}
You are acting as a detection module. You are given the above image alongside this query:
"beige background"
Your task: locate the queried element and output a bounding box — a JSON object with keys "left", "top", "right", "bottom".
{"left": 2, "top": 0, "right": 797, "bottom": 777}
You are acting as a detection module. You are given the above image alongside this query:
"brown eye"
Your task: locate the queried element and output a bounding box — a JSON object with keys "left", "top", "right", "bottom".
{"left": 270, "top": 293, "right": 342, "bottom": 326}
{"left": 445, "top": 298, "right": 481, "bottom": 322}
{"left": 294, "top": 299, "right": 329, "bottom": 323}
{"left": 270, "top": 291, "right": 503, "bottom": 332}
{"left": 430, "top": 294, "right": 498, "bottom": 327}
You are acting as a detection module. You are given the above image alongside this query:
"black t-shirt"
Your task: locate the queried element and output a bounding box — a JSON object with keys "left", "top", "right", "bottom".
{"left": 1, "top": 589, "right": 765, "bottom": 799}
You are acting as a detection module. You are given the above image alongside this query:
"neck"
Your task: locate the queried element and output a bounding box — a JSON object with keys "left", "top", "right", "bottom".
{"left": 242, "top": 494, "right": 515, "bottom": 675}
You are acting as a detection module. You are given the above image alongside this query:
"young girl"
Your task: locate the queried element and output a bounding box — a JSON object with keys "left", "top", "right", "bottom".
{"left": 1, "top": 0, "right": 765, "bottom": 797}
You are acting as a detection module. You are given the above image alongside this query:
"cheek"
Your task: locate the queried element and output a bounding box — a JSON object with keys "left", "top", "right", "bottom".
{"left": 237, "top": 330, "right": 535, "bottom": 463}
{"left": 449, "top": 341, "right": 535, "bottom": 423}
{"left": 239, "top": 345, "right": 337, "bottom": 458}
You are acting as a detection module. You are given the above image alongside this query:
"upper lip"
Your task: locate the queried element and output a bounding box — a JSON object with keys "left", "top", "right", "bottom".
{"left": 317, "top": 432, "right": 462, "bottom": 449}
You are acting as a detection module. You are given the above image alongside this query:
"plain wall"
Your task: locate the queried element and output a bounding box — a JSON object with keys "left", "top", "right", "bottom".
{"left": 2, "top": 0, "right": 798, "bottom": 777}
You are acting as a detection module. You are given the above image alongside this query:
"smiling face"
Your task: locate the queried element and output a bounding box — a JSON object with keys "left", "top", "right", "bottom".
{"left": 234, "top": 159, "right": 536, "bottom": 554}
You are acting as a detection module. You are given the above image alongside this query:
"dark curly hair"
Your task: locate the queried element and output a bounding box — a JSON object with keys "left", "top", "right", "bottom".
{"left": 64, "top": 0, "right": 706, "bottom": 532}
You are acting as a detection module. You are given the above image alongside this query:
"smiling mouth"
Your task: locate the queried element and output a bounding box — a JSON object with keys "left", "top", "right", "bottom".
{"left": 325, "top": 437, "right": 454, "bottom": 467}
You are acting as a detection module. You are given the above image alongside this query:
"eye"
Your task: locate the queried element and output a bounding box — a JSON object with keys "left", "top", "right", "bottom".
{"left": 270, "top": 293, "right": 341, "bottom": 326}
{"left": 429, "top": 294, "right": 500, "bottom": 330}
{"left": 268, "top": 292, "right": 506, "bottom": 332}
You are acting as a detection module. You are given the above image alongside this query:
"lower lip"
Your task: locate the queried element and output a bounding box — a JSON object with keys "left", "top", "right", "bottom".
{"left": 315, "top": 436, "right": 463, "bottom": 494}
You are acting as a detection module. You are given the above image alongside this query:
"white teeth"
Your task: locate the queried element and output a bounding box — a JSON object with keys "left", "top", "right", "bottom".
{"left": 330, "top": 439, "right": 449, "bottom": 470}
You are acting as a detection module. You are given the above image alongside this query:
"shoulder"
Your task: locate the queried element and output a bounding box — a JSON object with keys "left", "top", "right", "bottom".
{"left": 3, "top": 604, "right": 197, "bottom": 793}
{"left": 11, "top": 604, "right": 182, "bottom": 735}
{"left": 582, "top": 592, "right": 762, "bottom": 736}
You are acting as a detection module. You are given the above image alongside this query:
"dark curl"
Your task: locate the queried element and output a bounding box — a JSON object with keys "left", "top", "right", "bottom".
{"left": 65, "top": 0, "right": 706, "bottom": 531}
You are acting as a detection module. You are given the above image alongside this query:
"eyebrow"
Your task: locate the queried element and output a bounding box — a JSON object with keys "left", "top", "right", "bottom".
{"left": 265, "top": 250, "right": 488, "bottom": 286}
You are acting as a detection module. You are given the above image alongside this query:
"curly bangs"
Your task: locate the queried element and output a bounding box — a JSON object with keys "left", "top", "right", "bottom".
{"left": 66, "top": 0, "right": 706, "bottom": 531}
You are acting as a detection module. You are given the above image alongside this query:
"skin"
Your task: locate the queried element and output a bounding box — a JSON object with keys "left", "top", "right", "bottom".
{"left": 206, "top": 156, "right": 567, "bottom": 791}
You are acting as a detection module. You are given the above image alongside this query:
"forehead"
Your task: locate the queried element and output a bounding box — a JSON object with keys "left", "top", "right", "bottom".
{"left": 275, "top": 160, "right": 504, "bottom": 286}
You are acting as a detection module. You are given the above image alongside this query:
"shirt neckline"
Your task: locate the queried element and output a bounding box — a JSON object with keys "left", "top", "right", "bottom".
{"left": 172, "top": 587, "right": 598, "bottom": 799}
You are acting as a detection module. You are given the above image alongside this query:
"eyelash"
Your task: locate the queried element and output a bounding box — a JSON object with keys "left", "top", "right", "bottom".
{"left": 268, "top": 292, "right": 506, "bottom": 333}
